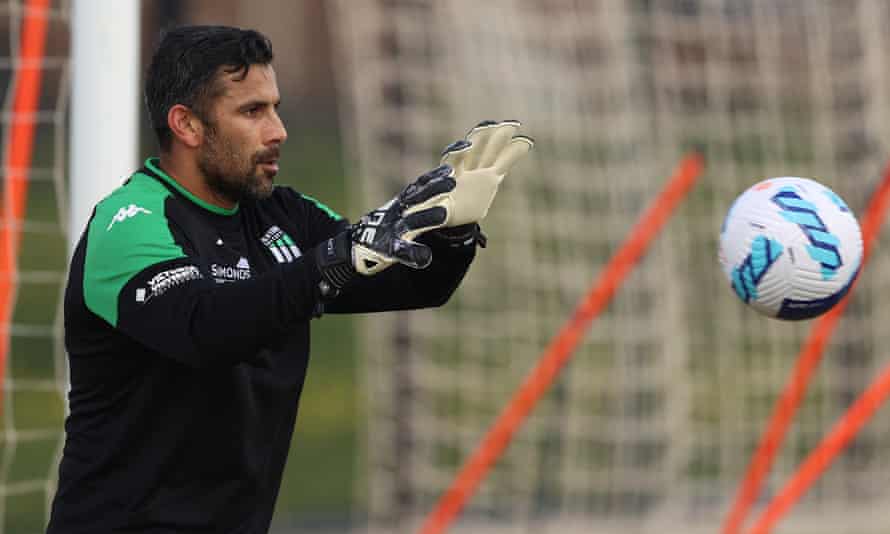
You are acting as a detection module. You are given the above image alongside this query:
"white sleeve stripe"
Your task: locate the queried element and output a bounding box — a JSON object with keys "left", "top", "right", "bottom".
{"left": 270, "top": 247, "right": 285, "bottom": 263}
{"left": 279, "top": 245, "right": 294, "bottom": 262}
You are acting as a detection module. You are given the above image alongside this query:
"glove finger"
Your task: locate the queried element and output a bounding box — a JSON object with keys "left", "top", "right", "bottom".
{"left": 464, "top": 120, "right": 500, "bottom": 170}
{"left": 401, "top": 171, "right": 456, "bottom": 206}
{"left": 391, "top": 238, "right": 433, "bottom": 269}
{"left": 414, "top": 164, "right": 452, "bottom": 186}
{"left": 493, "top": 135, "right": 535, "bottom": 175}
{"left": 440, "top": 139, "right": 472, "bottom": 172}
{"left": 470, "top": 119, "right": 499, "bottom": 130}
{"left": 398, "top": 206, "right": 448, "bottom": 237}
{"left": 478, "top": 120, "right": 521, "bottom": 168}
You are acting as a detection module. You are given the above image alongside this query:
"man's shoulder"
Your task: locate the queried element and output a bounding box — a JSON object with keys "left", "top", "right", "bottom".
{"left": 80, "top": 172, "right": 185, "bottom": 328}
{"left": 87, "top": 172, "right": 178, "bottom": 251}
{"left": 255, "top": 186, "right": 344, "bottom": 222}
{"left": 92, "top": 172, "right": 172, "bottom": 232}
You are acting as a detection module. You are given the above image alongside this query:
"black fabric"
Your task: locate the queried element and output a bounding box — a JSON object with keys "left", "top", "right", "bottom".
{"left": 434, "top": 223, "right": 488, "bottom": 248}
{"left": 47, "top": 164, "right": 476, "bottom": 534}
{"left": 315, "top": 231, "right": 357, "bottom": 297}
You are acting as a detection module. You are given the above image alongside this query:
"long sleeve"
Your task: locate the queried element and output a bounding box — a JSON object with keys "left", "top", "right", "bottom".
{"left": 322, "top": 230, "right": 476, "bottom": 314}
{"left": 76, "top": 176, "right": 324, "bottom": 369}
{"left": 270, "top": 187, "right": 478, "bottom": 314}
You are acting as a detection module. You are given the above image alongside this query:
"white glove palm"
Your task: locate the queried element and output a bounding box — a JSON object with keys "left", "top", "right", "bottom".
{"left": 406, "top": 120, "right": 534, "bottom": 227}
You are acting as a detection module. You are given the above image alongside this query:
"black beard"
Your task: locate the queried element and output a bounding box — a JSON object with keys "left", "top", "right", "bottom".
{"left": 198, "top": 128, "right": 273, "bottom": 204}
{"left": 201, "top": 161, "right": 269, "bottom": 204}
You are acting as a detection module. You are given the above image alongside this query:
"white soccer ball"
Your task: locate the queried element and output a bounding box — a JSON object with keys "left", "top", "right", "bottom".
{"left": 718, "top": 177, "right": 863, "bottom": 320}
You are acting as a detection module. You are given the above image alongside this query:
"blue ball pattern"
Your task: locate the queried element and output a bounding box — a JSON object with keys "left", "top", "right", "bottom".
{"left": 772, "top": 187, "right": 842, "bottom": 280}
{"left": 732, "top": 235, "right": 783, "bottom": 303}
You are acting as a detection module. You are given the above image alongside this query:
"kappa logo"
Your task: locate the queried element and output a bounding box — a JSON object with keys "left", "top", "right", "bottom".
{"left": 108, "top": 204, "right": 152, "bottom": 231}
{"left": 260, "top": 226, "right": 302, "bottom": 263}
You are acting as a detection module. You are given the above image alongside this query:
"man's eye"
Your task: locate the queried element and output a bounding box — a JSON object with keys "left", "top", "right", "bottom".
{"left": 243, "top": 107, "right": 260, "bottom": 116}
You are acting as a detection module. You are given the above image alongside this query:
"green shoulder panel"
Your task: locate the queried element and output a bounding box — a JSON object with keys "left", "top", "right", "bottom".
{"left": 84, "top": 173, "right": 186, "bottom": 326}
{"left": 300, "top": 193, "right": 343, "bottom": 221}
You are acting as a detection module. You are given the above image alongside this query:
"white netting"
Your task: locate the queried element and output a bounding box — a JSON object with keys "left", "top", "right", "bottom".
{"left": 0, "top": 1, "right": 69, "bottom": 532}
{"left": 331, "top": 1, "right": 890, "bottom": 532}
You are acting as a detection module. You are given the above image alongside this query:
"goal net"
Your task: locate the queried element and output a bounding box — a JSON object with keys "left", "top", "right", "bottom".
{"left": 330, "top": 1, "right": 890, "bottom": 533}
{"left": 0, "top": 1, "right": 69, "bottom": 532}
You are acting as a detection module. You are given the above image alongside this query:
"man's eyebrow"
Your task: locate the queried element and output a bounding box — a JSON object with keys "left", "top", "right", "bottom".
{"left": 237, "top": 99, "right": 282, "bottom": 110}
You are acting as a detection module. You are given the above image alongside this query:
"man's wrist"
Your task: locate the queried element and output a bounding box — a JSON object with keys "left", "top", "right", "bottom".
{"left": 432, "top": 223, "right": 487, "bottom": 248}
{"left": 314, "top": 232, "right": 357, "bottom": 299}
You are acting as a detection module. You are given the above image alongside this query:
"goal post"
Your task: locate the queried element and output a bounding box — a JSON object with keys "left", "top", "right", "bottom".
{"left": 69, "top": 0, "right": 140, "bottom": 252}
{"left": 329, "top": 1, "right": 890, "bottom": 533}
{"left": 0, "top": 0, "right": 139, "bottom": 531}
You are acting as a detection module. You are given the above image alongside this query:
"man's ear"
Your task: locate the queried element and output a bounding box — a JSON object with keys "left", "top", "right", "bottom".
{"left": 167, "top": 104, "right": 204, "bottom": 149}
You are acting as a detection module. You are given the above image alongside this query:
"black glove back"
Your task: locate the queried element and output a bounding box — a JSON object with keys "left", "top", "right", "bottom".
{"left": 314, "top": 164, "right": 457, "bottom": 298}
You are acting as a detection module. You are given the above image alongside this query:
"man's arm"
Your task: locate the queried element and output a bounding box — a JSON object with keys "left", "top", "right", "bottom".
{"left": 321, "top": 225, "right": 481, "bottom": 314}
{"left": 82, "top": 166, "right": 456, "bottom": 368}
{"left": 80, "top": 198, "right": 325, "bottom": 369}
{"left": 286, "top": 120, "right": 532, "bottom": 314}
{"left": 300, "top": 120, "right": 534, "bottom": 314}
{"left": 290, "top": 174, "right": 482, "bottom": 314}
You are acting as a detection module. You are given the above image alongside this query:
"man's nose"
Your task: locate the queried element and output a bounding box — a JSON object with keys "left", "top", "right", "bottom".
{"left": 267, "top": 112, "right": 287, "bottom": 145}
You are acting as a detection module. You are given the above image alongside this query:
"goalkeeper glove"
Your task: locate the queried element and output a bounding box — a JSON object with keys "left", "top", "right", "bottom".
{"left": 314, "top": 164, "right": 457, "bottom": 298}
{"left": 404, "top": 120, "right": 534, "bottom": 228}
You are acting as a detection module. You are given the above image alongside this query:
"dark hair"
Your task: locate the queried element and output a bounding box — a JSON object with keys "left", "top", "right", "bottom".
{"left": 144, "top": 25, "right": 274, "bottom": 151}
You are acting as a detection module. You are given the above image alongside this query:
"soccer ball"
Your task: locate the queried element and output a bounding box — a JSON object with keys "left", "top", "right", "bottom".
{"left": 718, "top": 177, "right": 863, "bottom": 320}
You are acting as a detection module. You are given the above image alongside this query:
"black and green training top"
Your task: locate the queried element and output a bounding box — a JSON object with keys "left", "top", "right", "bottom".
{"left": 47, "top": 158, "right": 476, "bottom": 534}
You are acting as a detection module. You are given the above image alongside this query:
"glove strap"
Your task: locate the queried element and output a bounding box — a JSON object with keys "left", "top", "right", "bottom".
{"left": 315, "top": 232, "right": 357, "bottom": 299}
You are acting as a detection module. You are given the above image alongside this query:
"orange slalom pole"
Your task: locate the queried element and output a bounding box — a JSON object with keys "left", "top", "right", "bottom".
{"left": 748, "top": 363, "right": 890, "bottom": 534}
{"left": 721, "top": 161, "right": 890, "bottom": 534}
{"left": 418, "top": 153, "right": 705, "bottom": 534}
{"left": 0, "top": 0, "right": 50, "bottom": 414}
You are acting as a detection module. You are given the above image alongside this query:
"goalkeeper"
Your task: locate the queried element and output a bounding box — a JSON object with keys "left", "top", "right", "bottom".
{"left": 47, "top": 25, "right": 532, "bottom": 534}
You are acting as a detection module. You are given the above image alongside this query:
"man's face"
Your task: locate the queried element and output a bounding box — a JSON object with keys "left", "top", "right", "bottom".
{"left": 197, "top": 64, "right": 287, "bottom": 203}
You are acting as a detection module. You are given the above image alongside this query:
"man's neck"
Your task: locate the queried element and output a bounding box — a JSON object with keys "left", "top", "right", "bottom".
{"left": 157, "top": 152, "right": 236, "bottom": 210}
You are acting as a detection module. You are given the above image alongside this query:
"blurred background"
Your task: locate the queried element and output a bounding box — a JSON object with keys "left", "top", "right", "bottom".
{"left": 5, "top": 0, "right": 890, "bottom": 533}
